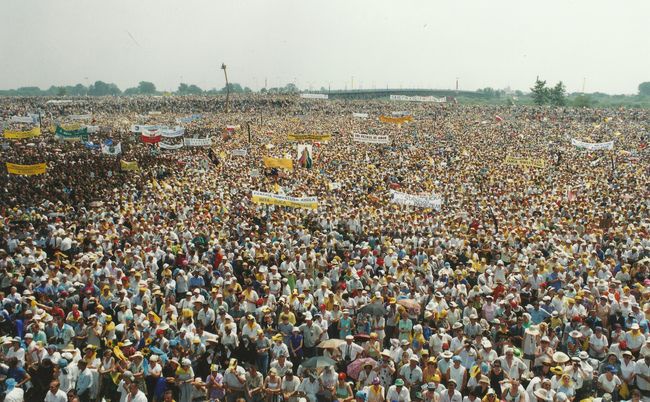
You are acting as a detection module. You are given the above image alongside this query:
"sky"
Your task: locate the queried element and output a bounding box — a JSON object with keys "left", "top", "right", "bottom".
{"left": 1, "top": 0, "right": 649, "bottom": 94}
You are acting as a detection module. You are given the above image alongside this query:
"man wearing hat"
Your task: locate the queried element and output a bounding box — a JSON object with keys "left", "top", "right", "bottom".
{"left": 400, "top": 355, "right": 424, "bottom": 396}
{"left": 439, "top": 378, "right": 462, "bottom": 402}
{"left": 338, "top": 335, "right": 363, "bottom": 362}
{"left": 299, "top": 313, "right": 322, "bottom": 358}
{"left": 223, "top": 358, "right": 247, "bottom": 402}
{"left": 386, "top": 378, "right": 411, "bottom": 402}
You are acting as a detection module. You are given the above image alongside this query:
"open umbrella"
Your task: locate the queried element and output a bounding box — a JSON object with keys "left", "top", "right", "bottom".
{"left": 346, "top": 358, "right": 377, "bottom": 380}
{"left": 318, "top": 339, "right": 346, "bottom": 349}
{"left": 358, "top": 303, "right": 386, "bottom": 317}
{"left": 301, "top": 356, "right": 337, "bottom": 369}
{"left": 397, "top": 299, "right": 421, "bottom": 312}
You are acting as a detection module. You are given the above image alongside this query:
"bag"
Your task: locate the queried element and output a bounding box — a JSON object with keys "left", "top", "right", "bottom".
{"left": 619, "top": 381, "right": 630, "bottom": 399}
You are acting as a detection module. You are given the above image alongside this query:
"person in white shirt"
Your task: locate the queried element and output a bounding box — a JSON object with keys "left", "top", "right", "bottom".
{"left": 125, "top": 381, "right": 148, "bottom": 402}
{"left": 386, "top": 378, "right": 411, "bottom": 401}
{"left": 338, "top": 335, "right": 364, "bottom": 361}
{"left": 439, "top": 379, "right": 463, "bottom": 402}
{"left": 45, "top": 380, "right": 68, "bottom": 402}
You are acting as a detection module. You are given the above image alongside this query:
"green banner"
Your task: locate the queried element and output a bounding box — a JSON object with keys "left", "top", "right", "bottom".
{"left": 55, "top": 126, "right": 89, "bottom": 141}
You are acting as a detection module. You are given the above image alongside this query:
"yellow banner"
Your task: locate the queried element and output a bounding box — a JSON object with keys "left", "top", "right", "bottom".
{"left": 6, "top": 162, "right": 47, "bottom": 175}
{"left": 4, "top": 127, "right": 41, "bottom": 139}
{"left": 504, "top": 157, "right": 546, "bottom": 168}
{"left": 120, "top": 160, "right": 140, "bottom": 171}
{"left": 287, "top": 133, "right": 332, "bottom": 142}
{"left": 251, "top": 191, "right": 318, "bottom": 209}
{"left": 263, "top": 156, "right": 293, "bottom": 171}
{"left": 379, "top": 115, "right": 413, "bottom": 124}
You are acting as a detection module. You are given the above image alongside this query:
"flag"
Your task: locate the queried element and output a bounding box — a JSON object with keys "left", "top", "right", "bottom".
{"left": 297, "top": 144, "right": 313, "bottom": 168}
{"left": 101, "top": 142, "right": 122, "bottom": 155}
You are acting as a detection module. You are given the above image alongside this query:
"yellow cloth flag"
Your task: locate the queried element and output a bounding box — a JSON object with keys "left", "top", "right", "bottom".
{"left": 4, "top": 126, "right": 41, "bottom": 139}
{"left": 6, "top": 162, "right": 47, "bottom": 175}
{"left": 120, "top": 160, "right": 139, "bottom": 171}
{"left": 287, "top": 133, "right": 332, "bottom": 141}
{"left": 379, "top": 115, "right": 413, "bottom": 124}
{"left": 263, "top": 156, "right": 293, "bottom": 171}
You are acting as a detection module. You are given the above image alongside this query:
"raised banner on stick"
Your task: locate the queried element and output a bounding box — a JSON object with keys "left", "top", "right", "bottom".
{"left": 390, "top": 190, "right": 442, "bottom": 210}
{"left": 353, "top": 133, "right": 390, "bottom": 144}
{"left": 390, "top": 94, "right": 446, "bottom": 103}
{"left": 300, "top": 93, "right": 328, "bottom": 99}
{"left": 251, "top": 191, "right": 318, "bottom": 209}
{"left": 6, "top": 162, "right": 47, "bottom": 176}
{"left": 379, "top": 115, "right": 413, "bottom": 124}
{"left": 287, "top": 133, "right": 332, "bottom": 142}
{"left": 571, "top": 138, "right": 614, "bottom": 151}
{"left": 504, "top": 156, "right": 546, "bottom": 168}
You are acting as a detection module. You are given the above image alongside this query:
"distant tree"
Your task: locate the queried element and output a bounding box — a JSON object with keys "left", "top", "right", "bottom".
{"left": 572, "top": 95, "right": 595, "bottom": 108}
{"left": 478, "top": 87, "right": 496, "bottom": 98}
{"left": 123, "top": 87, "right": 140, "bottom": 96}
{"left": 320, "top": 87, "right": 327, "bottom": 92}
{"left": 530, "top": 79, "right": 549, "bottom": 105}
{"left": 187, "top": 84, "right": 203, "bottom": 94}
{"left": 639, "top": 82, "right": 650, "bottom": 97}
{"left": 260, "top": 88, "right": 267, "bottom": 94}
{"left": 284, "top": 83, "right": 298, "bottom": 93}
{"left": 138, "top": 81, "right": 157, "bottom": 95}
{"left": 223, "top": 83, "right": 244, "bottom": 93}
{"left": 177, "top": 83, "right": 189, "bottom": 94}
{"left": 88, "top": 80, "right": 121, "bottom": 96}
{"left": 514, "top": 90, "right": 524, "bottom": 97}
{"left": 56, "top": 87, "right": 67, "bottom": 97}
{"left": 549, "top": 81, "right": 567, "bottom": 106}
{"left": 243, "top": 87, "right": 252, "bottom": 93}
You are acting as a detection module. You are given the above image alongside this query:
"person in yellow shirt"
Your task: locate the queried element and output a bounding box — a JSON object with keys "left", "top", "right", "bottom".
{"left": 279, "top": 304, "right": 296, "bottom": 325}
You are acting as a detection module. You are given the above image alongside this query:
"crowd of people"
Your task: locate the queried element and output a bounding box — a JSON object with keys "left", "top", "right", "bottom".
{"left": 0, "top": 94, "right": 648, "bottom": 402}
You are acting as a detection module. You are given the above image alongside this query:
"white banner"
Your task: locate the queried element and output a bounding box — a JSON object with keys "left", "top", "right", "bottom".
{"left": 391, "top": 111, "right": 409, "bottom": 116}
{"left": 148, "top": 111, "right": 162, "bottom": 115}
{"left": 159, "top": 142, "right": 184, "bottom": 150}
{"left": 85, "top": 125, "right": 99, "bottom": 134}
{"left": 184, "top": 137, "right": 212, "bottom": 147}
{"left": 390, "top": 94, "right": 446, "bottom": 103}
{"left": 252, "top": 191, "right": 318, "bottom": 209}
{"left": 300, "top": 93, "right": 328, "bottom": 99}
{"left": 352, "top": 112, "right": 368, "bottom": 118}
{"left": 353, "top": 133, "right": 391, "bottom": 144}
{"left": 130, "top": 124, "right": 160, "bottom": 133}
{"left": 101, "top": 142, "right": 121, "bottom": 155}
{"left": 68, "top": 114, "right": 92, "bottom": 120}
{"left": 161, "top": 127, "right": 185, "bottom": 138}
{"left": 328, "top": 182, "right": 341, "bottom": 191}
{"left": 250, "top": 169, "right": 260, "bottom": 178}
{"left": 571, "top": 138, "right": 614, "bottom": 151}
{"left": 10, "top": 116, "right": 36, "bottom": 124}
{"left": 232, "top": 149, "right": 248, "bottom": 156}
{"left": 390, "top": 190, "right": 442, "bottom": 210}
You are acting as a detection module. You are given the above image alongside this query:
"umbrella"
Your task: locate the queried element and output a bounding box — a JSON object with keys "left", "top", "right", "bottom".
{"left": 301, "top": 356, "right": 337, "bottom": 369}
{"left": 347, "top": 358, "right": 377, "bottom": 380}
{"left": 358, "top": 303, "right": 386, "bottom": 317}
{"left": 318, "top": 339, "right": 346, "bottom": 349}
{"left": 397, "top": 299, "right": 421, "bottom": 312}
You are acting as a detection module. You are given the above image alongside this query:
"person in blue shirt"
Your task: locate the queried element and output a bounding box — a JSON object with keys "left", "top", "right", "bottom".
{"left": 188, "top": 271, "right": 205, "bottom": 290}
{"left": 75, "top": 360, "right": 93, "bottom": 402}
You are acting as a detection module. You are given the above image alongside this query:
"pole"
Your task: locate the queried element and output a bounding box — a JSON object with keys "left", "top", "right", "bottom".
{"left": 221, "top": 63, "right": 230, "bottom": 113}
{"left": 247, "top": 122, "right": 251, "bottom": 144}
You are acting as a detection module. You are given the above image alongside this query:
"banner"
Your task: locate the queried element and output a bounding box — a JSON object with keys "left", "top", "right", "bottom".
{"left": 297, "top": 144, "right": 313, "bottom": 168}
{"left": 176, "top": 114, "right": 203, "bottom": 123}
{"left": 6, "top": 162, "right": 47, "bottom": 175}
{"left": 571, "top": 138, "right": 614, "bottom": 151}
{"left": 328, "top": 182, "right": 342, "bottom": 191}
{"left": 390, "top": 94, "right": 446, "bottom": 103}
{"left": 141, "top": 128, "right": 162, "bottom": 144}
{"left": 379, "top": 115, "right": 413, "bottom": 124}
{"left": 55, "top": 126, "right": 88, "bottom": 141}
{"left": 300, "top": 93, "right": 328, "bottom": 99}
{"left": 120, "top": 160, "right": 139, "bottom": 171}
{"left": 161, "top": 127, "right": 185, "bottom": 138}
{"left": 390, "top": 190, "right": 442, "bottom": 210}
{"left": 159, "top": 142, "right": 183, "bottom": 150}
{"left": 287, "top": 133, "right": 332, "bottom": 141}
{"left": 352, "top": 113, "right": 369, "bottom": 118}
{"left": 263, "top": 156, "right": 293, "bottom": 171}
{"left": 85, "top": 125, "right": 99, "bottom": 134}
{"left": 353, "top": 133, "right": 390, "bottom": 144}
{"left": 130, "top": 124, "right": 160, "bottom": 133}
{"left": 101, "top": 142, "right": 122, "bottom": 155}
{"left": 232, "top": 149, "right": 248, "bottom": 156}
{"left": 251, "top": 191, "right": 318, "bottom": 209}
{"left": 4, "top": 126, "right": 41, "bottom": 139}
{"left": 504, "top": 156, "right": 546, "bottom": 168}
{"left": 10, "top": 116, "right": 36, "bottom": 124}
{"left": 183, "top": 137, "right": 212, "bottom": 147}
{"left": 148, "top": 111, "right": 162, "bottom": 115}
{"left": 68, "top": 114, "right": 92, "bottom": 120}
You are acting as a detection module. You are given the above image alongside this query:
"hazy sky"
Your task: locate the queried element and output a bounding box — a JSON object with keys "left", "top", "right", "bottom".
{"left": 1, "top": 0, "right": 649, "bottom": 94}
